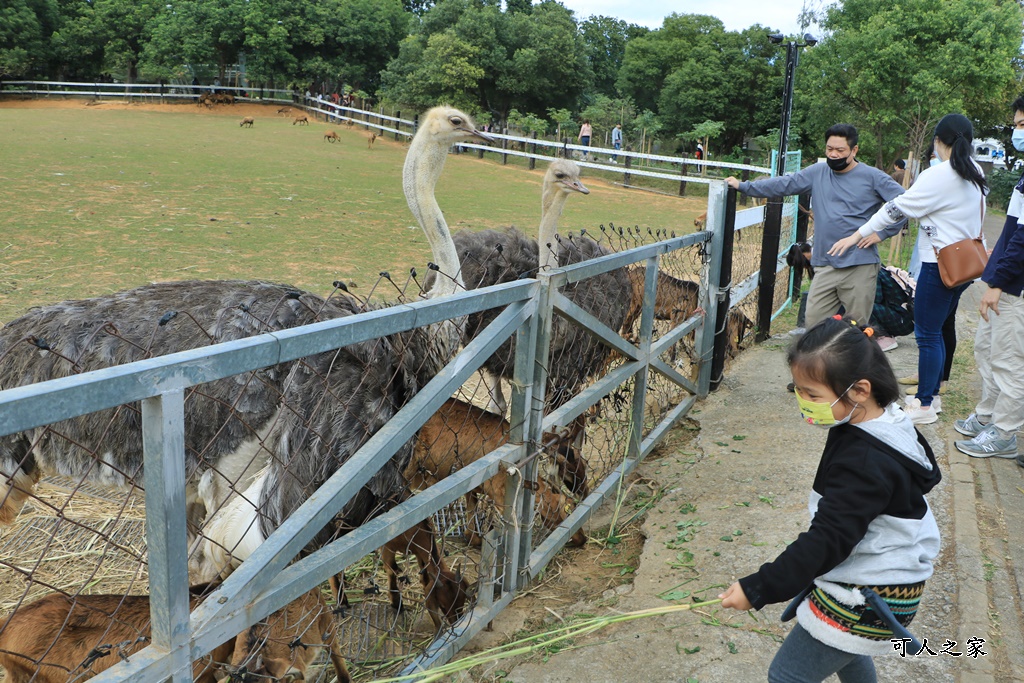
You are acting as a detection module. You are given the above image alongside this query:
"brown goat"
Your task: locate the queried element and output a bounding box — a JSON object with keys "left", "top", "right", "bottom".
{"left": 292, "top": 115, "right": 309, "bottom": 126}
{"left": 406, "top": 398, "right": 588, "bottom": 549}
{"left": 239, "top": 117, "right": 254, "bottom": 128}
{"left": 0, "top": 588, "right": 233, "bottom": 683}
{"left": 324, "top": 130, "right": 340, "bottom": 143}
{"left": 378, "top": 519, "right": 470, "bottom": 631}
{"left": 220, "top": 588, "right": 350, "bottom": 683}
{"left": 621, "top": 266, "right": 702, "bottom": 341}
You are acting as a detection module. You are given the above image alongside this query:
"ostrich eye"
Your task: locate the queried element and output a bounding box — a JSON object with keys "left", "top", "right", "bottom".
{"left": 449, "top": 117, "right": 463, "bottom": 126}
{"left": 555, "top": 173, "right": 565, "bottom": 179}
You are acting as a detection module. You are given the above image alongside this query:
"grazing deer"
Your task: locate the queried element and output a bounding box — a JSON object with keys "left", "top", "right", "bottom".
{"left": 276, "top": 107, "right": 291, "bottom": 116}
{"left": 368, "top": 131, "right": 379, "bottom": 148}
{"left": 324, "top": 130, "right": 340, "bottom": 143}
{"left": 292, "top": 115, "right": 309, "bottom": 126}
{"left": 239, "top": 117, "right": 254, "bottom": 128}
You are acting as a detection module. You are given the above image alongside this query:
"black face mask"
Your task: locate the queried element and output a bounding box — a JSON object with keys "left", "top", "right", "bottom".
{"left": 827, "top": 155, "right": 852, "bottom": 171}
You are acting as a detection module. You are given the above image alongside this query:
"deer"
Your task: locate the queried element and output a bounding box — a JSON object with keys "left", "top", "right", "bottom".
{"left": 292, "top": 115, "right": 308, "bottom": 126}
{"left": 324, "top": 130, "right": 340, "bottom": 143}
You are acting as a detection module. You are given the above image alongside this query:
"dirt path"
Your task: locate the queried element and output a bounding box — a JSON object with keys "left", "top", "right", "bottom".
{"left": 464, "top": 340, "right": 971, "bottom": 682}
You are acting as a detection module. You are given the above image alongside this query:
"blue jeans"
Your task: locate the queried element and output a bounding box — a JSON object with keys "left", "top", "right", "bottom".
{"left": 769, "top": 623, "right": 877, "bottom": 683}
{"left": 914, "top": 262, "right": 970, "bottom": 406}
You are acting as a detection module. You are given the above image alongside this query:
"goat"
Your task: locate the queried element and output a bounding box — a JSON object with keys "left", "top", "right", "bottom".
{"left": 219, "top": 588, "right": 350, "bottom": 683}
{"left": 368, "top": 131, "right": 379, "bottom": 148}
{"left": 191, "top": 492, "right": 469, "bottom": 633}
{"left": 215, "top": 93, "right": 235, "bottom": 105}
{"left": 621, "top": 267, "right": 702, "bottom": 341}
{"left": 324, "top": 130, "right": 340, "bottom": 143}
{"left": 292, "top": 116, "right": 308, "bottom": 126}
{"left": 239, "top": 117, "right": 254, "bottom": 128}
{"left": 405, "top": 397, "right": 588, "bottom": 549}
{"left": 0, "top": 587, "right": 234, "bottom": 683}
{"left": 378, "top": 519, "right": 470, "bottom": 631}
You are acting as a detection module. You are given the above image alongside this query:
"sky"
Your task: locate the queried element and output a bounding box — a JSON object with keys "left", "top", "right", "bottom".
{"left": 556, "top": 0, "right": 813, "bottom": 36}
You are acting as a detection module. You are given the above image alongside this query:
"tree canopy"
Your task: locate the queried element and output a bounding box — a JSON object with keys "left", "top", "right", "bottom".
{"left": 3, "top": 0, "right": 1023, "bottom": 168}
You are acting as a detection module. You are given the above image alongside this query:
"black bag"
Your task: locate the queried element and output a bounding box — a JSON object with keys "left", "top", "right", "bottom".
{"left": 871, "top": 268, "right": 915, "bottom": 337}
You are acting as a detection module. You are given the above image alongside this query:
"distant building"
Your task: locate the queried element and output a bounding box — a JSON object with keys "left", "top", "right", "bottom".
{"left": 974, "top": 137, "right": 1006, "bottom": 169}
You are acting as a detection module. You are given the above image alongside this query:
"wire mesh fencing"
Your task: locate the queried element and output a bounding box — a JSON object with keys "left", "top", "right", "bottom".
{"left": 0, "top": 209, "right": 732, "bottom": 681}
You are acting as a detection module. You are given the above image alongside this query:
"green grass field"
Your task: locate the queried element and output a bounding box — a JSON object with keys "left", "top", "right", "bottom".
{"left": 0, "top": 101, "right": 705, "bottom": 323}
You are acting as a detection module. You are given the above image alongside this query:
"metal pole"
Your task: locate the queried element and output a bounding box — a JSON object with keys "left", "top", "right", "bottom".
{"left": 756, "top": 41, "right": 800, "bottom": 343}
{"left": 710, "top": 187, "right": 738, "bottom": 391}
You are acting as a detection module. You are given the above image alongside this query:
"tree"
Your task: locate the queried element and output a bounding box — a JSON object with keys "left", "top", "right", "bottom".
{"left": 798, "top": 0, "right": 1023, "bottom": 167}
{"left": 381, "top": 0, "right": 591, "bottom": 119}
{"left": 0, "top": 0, "right": 58, "bottom": 78}
{"left": 91, "top": 0, "right": 165, "bottom": 82}
{"left": 578, "top": 15, "right": 632, "bottom": 97}
{"left": 617, "top": 15, "right": 785, "bottom": 152}
{"left": 142, "top": 0, "right": 247, "bottom": 82}
{"left": 680, "top": 120, "right": 726, "bottom": 172}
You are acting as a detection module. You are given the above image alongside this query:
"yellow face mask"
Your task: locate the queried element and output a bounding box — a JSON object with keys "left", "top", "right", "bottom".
{"left": 795, "top": 382, "right": 857, "bottom": 428}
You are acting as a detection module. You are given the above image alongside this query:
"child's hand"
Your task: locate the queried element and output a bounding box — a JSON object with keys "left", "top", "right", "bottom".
{"left": 719, "top": 582, "right": 753, "bottom": 611}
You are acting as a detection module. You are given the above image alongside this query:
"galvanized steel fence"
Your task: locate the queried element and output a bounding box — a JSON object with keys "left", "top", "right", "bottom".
{"left": 0, "top": 184, "right": 734, "bottom": 681}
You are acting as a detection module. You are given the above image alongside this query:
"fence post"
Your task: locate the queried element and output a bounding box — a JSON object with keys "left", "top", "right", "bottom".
{"left": 520, "top": 272, "right": 557, "bottom": 588}
{"left": 501, "top": 129, "right": 509, "bottom": 165}
{"left": 623, "top": 146, "right": 632, "bottom": 186}
{"left": 413, "top": 114, "right": 419, "bottom": 134}
{"left": 791, "top": 192, "right": 811, "bottom": 301}
{"left": 697, "top": 182, "right": 728, "bottom": 396}
{"left": 755, "top": 198, "right": 785, "bottom": 342}
{"left": 529, "top": 132, "right": 537, "bottom": 170}
{"left": 710, "top": 186, "right": 738, "bottom": 392}
{"left": 740, "top": 160, "right": 751, "bottom": 206}
{"left": 562, "top": 137, "right": 570, "bottom": 159}
{"left": 141, "top": 390, "right": 193, "bottom": 683}
{"left": 678, "top": 157, "right": 688, "bottom": 196}
{"left": 394, "top": 111, "right": 401, "bottom": 141}
{"left": 627, "top": 256, "right": 658, "bottom": 459}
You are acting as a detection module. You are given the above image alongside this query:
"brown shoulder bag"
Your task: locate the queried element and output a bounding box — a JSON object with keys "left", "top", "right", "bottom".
{"left": 934, "top": 196, "right": 988, "bottom": 288}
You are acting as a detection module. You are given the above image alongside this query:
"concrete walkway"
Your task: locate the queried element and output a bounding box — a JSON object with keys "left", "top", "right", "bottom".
{"left": 493, "top": 211, "right": 1021, "bottom": 682}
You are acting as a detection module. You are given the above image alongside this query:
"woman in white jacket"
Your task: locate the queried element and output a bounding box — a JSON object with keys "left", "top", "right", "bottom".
{"left": 830, "top": 114, "right": 987, "bottom": 425}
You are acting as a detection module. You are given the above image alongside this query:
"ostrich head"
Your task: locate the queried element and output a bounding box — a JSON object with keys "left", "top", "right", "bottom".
{"left": 538, "top": 159, "right": 590, "bottom": 270}
{"left": 403, "top": 106, "right": 492, "bottom": 299}
{"left": 545, "top": 159, "right": 590, "bottom": 198}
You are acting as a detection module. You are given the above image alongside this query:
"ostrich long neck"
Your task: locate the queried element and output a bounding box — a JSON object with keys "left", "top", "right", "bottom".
{"left": 538, "top": 184, "right": 570, "bottom": 270}
{"left": 404, "top": 135, "right": 463, "bottom": 297}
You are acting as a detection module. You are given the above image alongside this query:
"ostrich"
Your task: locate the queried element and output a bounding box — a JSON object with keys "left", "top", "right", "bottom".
{"left": 434, "top": 159, "right": 629, "bottom": 416}
{"left": 0, "top": 107, "right": 490, "bottom": 585}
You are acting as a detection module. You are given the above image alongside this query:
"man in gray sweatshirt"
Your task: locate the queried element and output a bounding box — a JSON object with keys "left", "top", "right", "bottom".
{"left": 727, "top": 124, "right": 905, "bottom": 328}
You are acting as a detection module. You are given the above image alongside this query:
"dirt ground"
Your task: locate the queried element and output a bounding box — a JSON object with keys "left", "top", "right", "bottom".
{"left": 0, "top": 96, "right": 292, "bottom": 120}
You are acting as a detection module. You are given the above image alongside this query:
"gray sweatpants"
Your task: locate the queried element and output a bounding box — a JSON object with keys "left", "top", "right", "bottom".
{"left": 769, "top": 623, "right": 877, "bottom": 683}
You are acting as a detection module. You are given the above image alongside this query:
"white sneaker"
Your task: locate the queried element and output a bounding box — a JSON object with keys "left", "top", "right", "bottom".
{"left": 932, "top": 396, "right": 942, "bottom": 414}
{"left": 903, "top": 397, "right": 938, "bottom": 425}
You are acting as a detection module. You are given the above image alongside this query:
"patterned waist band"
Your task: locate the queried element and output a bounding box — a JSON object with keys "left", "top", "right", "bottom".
{"left": 808, "top": 581, "right": 925, "bottom": 641}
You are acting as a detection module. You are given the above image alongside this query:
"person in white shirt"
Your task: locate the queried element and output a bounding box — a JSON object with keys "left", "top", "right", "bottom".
{"left": 830, "top": 113, "right": 987, "bottom": 425}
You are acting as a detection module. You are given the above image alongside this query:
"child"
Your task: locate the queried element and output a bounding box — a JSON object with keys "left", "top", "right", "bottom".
{"left": 720, "top": 315, "right": 941, "bottom": 682}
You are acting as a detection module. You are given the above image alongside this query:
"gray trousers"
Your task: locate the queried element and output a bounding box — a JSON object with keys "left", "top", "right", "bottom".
{"left": 804, "top": 263, "right": 879, "bottom": 329}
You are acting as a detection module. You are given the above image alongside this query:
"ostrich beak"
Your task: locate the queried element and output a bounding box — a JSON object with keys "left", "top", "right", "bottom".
{"left": 562, "top": 178, "right": 590, "bottom": 195}
{"left": 461, "top": 126, "right": 494, "bottom": 144}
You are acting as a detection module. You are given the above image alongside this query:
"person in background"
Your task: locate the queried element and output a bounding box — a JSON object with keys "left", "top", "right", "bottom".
{"left": 831, "top": 113, "right": 987, "bottom": 426}
{"left": 891, "top": 158, "right": 906, "bottom": 186}
{"left": 726, "top": 124, "right": 906, "bottom": 344}
{"left": 953, "top": 95, "right": 1024, "bottom": 460}
{"left": 898, "top": 144, "right": 958, "bottom": 397}
{"left": 721, "top": 316, "right": 940, "bottom": 683}
{"left": 612, "top": 123, "right": 623, "bottom": 162}
{"left": 695, "top": 142, "right": 704, "bottom": 160}
{"left": 578, "top": 119, "right": 592, "bottom": 160}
